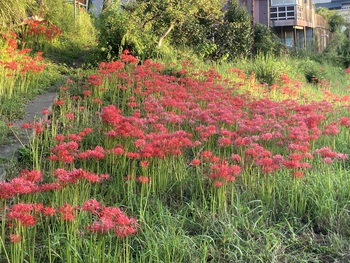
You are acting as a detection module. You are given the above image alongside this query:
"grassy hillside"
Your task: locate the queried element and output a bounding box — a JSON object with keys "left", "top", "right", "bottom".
{"left": 0, "top": 2, "right": 349, "bottom": 262}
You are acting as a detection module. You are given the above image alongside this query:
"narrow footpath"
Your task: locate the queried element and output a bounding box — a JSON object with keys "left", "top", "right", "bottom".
{"left": 0, "top": 87, "right": 58, "bottom": 180}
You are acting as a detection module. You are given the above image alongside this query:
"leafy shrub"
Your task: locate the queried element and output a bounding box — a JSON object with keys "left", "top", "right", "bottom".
{"left": 299, "top": 59, "right": 326, "bottom": 83}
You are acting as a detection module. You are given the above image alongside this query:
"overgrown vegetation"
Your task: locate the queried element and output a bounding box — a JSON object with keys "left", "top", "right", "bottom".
{"left": 0, "top": 0, "right": 349, "bottom": 262}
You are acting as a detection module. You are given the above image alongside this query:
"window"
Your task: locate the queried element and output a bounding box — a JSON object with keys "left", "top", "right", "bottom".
{"left": 271, "top": 0, "right": 297, "bottom": 6}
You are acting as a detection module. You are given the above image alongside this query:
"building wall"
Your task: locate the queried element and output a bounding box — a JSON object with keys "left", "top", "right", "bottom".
{"left": 255, "top": 0, "right": 270, "bottom": 25}
{"left": 91, "top": 0, "right": 104, "bottom": 15}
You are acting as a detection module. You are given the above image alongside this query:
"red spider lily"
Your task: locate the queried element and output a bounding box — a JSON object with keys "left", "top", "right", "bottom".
{"left": 280, "top": 73, "right": 291, "bottom": 84}
{"left": 78, "top": 146, "right": 105, "bottom": 160}
{"left": 83, "top": 90, "right": 91, "bottom": 97}
{"left": 3, "top": 60, "right": 18, "bottom": 70}
{"left": 81, "top": 199, "right": 101, "bottom": 214}
{"left": 313, "top": 147, "right": 348, "bottom": 161}
{"left": 121, "top": 50, "right": 138, "bottom": 64}
{"left": 231, "top": 154, "right": 241, "bottom": 163}
{"left": 53, "top": 99, "right": 65, "bottom": 106}
{"left": 339, "top": 117, "right": 350, "bottom": 127}
{"left": 67, "top": 134, "right": 83, "bottom": 142}
{"left": 293, "top": 171, "right": 304, "bottom": 178}
{"left": 88, "top": 74, "right": 102, "bottom": 86}
{"left": 65, "top": 113, "right": 75, "bottom": 121}
{"left": 190, "top": 159, "right": 201, "bottom": 166}
{"left": 98, "top": 60, "right": 124, "bottom": 74}
{"left": 41, "top": 108, "right": 50, "bottom": 115}
{"left": 41, "top": 206, "right": 56, "bottom": 216}
{"left": 20, "top": 169, "right": 43, "bottom": 182}
{"left": 0, "top": 178, "right": 39, "bottom": 199}
{"left": 10, "top": 234, "right": 21, "bottom": 243}
{"left": 256, "top": 157, "right": 280, "bottom": 173}
{"left": 86, "top": 205, "right": 139, "bottom": 237}
{"left": 53, "top": 168, "right": 109, "bottom": 184}
{"left": 322, "top": 123, "right": 339, "bottom": 135}
{"left": 23, "top": 19, "right": 62, "bottom": 40}
{"left": 49, "top": 141, "right": 79, "bottom": 163}
{"left": 108, "top": 145, "right": 124, "bottom": 155}
{"left": 137, "top": 176, "right": 151, "bottom": 184}
{"left": 93, "top": 98, "right": 103, "bottom": 104}
{"left": 58, "top": 203, "right": 75, "bottom": 222}
{"left": 209, "top": 162, "right": 240, "bottom": 182}
{"left": 140, "top": 161, "right": 150, "bottom": 168}
{"left": 213, "top": 181, "right": 224, "bottom": 187}
{"left": 7, "top": 203, "right": 36, "bottom": 227}
{"left": 323, "top": 157, "right": 333, "bottom": 164}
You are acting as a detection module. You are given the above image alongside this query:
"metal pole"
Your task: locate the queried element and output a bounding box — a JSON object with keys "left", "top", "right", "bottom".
{"left": 74, "top": 0, "right": 76, "bottom": 25}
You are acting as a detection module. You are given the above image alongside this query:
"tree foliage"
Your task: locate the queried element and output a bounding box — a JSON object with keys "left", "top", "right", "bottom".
{"left": 137, "top": 0, "right": 224, "bottom": 47}
{"left": 253, "top": 23, "right": 280, "bottom": 55}
{"left": 317, "top": 7, "right": 346, "bottom": 33}
{"left": 210, "top": 0, "right": 252, "bottom": 60}
{"left": 96, "top": 1, "right": 157, "bottom": 59}
{"left": 96, "top": 0, "right": 255, "bottom": 61}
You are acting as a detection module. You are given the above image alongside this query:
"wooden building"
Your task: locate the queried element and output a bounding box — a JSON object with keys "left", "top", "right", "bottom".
{"left": 239, "top": 0, "right": 329, "bottom": 50}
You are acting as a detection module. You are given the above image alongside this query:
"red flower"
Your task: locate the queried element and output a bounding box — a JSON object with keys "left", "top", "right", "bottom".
{"left": 121, "top": 50, "right": 138, "bottom": 63}
{"left": 41, "top": 108, "right": 50, "bottom": 115}
{"left": 213, "top": 181, "right": 224, "bottom": 187}
{"left": 190, "top": 159, "right": 201, "bottom": 166}
{"left": 10, "top": 234, "right": 21, "bottom": 243}
{"left": 88, "top": 74, "right": 102, "bottom": 86}
{"left": 137, "top": 176, "right": 150, "bottom": 184}
{"left": 42, "top": 206, "right": 56, "bottom": 216}
{"left": 58, "top": 203, "right": 75, "bottom": 222}
{"left": 293, "top": 171, "right": 303, "bottom": 178}
{"left": 81, "top": 199, "right": 101, "bottom": 214}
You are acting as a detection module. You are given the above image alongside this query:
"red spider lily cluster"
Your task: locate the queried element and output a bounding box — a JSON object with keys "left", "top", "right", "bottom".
{"left": 0, "top": 32, "right": 46, "bottom": 74}
{"left": 37, "top": 53, "right": 348, "bottom": 188}
{"left": 0, "top": 168, "right": 109, "bottom": 199}
{"left": 0, "top": 31, "right": 46, "bottom": 99}
{"left": 6, "top": 200, "right": 138, "bottom": 241}
{"left": 23, "top": 18, "right": 62, "bottom": 41}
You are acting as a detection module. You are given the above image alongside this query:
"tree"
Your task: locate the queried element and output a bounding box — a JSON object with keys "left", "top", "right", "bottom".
{"left": 209, "top": 0, "right": 252, "bottom": 61}
{"left": 136, "top": 0, "right": 224, "bottom": 47}
{"left": 317, "top": 7, "right": 345, "bottom": 33}
{"left": 253, "top": 23, "right": 280, "bottom": 55}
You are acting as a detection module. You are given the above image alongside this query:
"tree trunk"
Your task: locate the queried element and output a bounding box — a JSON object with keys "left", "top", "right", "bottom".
{"left": 157, "top": 23, "right": 174, "bottom": 47}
